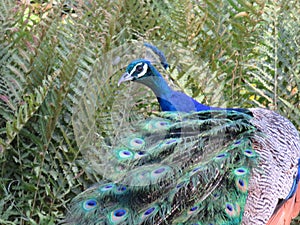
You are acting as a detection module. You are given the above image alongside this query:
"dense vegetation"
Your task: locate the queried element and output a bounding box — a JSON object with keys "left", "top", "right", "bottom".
{"left": 0, "top": 0, "right": 299, "bottom": 224}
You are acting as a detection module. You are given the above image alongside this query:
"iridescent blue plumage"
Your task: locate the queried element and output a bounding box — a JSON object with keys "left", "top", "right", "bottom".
{"left": 118, "top": 58, "right": 249, "bottom": 114}
{"left": 65, "top": 45, "right": 300, "bottom": 225}
{"left": 64, "top": 110, "right": 259, "bottom": 224}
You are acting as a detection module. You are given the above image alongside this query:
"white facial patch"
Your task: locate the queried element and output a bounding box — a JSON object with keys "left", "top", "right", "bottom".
{"left": 129, "top": 62, "right": 148, "bottom": 78}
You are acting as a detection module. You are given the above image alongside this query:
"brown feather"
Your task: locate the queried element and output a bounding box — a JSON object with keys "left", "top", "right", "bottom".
{"left": 266, "top": 184, "right": 300, "bottom": 225}
{"left": 292, "top": 182, "right": 300, "bottom": 219}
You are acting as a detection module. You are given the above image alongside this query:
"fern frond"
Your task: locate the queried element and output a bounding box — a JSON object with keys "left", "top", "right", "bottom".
{"left": 242, "top": 0, "right": 300, "bottom": 129}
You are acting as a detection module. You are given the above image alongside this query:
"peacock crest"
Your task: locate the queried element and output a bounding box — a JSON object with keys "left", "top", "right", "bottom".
{"left": 67, "top": 43, "right": 300, "bottom": 225}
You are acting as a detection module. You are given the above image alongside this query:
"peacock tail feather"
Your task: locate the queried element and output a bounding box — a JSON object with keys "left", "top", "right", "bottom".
{"left": 64, "top": 110, "right": 264, "bottom": 224}
{"left": 65, "top": 44, "right": 300, "bottom": 225}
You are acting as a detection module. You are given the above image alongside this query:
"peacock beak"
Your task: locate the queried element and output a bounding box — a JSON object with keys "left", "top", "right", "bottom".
{"left": 118, "top": 72, "right": 134, "bottom": 86}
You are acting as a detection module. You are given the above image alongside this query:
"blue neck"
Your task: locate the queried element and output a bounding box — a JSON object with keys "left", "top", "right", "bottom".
{"left": 137, "top": 65, "right": 248, "bottom": 113}
{"left": 157, "top": 97, "right": 216, "bottom": 112}
{"left": 137, "top": 75, "right": 172, "bottom": 100}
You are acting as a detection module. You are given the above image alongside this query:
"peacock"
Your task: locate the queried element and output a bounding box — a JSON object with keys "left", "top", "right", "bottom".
{"left": 64, "top": 44, "right": 300, "bottom": 225}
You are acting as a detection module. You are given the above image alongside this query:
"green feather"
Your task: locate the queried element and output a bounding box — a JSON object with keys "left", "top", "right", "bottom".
{"left": 64, "top": 110, "right": 260, "bottom": 225}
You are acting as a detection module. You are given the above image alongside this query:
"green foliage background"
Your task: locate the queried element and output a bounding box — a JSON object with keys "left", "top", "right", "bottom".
{"left": 0, "top": 0, "right": 299, "bottom": 224}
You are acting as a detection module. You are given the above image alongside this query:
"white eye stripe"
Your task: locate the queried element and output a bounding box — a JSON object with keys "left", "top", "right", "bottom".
{"left": 129, "top": 62, "right": 148, "bottom": 78}
{"left": 137, "top": 63, "right": 148, "bottom": 78}
{"left": 129, "top": 63, "right": 143, "bottom": 76}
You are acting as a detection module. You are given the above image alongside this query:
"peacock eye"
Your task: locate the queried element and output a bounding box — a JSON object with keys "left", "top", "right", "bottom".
{"left": 136, "top": 65, "right": 143, "bottom": 72}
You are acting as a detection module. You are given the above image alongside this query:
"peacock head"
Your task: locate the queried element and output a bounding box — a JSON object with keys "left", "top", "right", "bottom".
{"left": 118, "top": 59, "right": 161, "bottom": 86}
